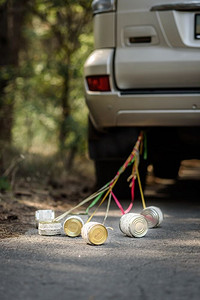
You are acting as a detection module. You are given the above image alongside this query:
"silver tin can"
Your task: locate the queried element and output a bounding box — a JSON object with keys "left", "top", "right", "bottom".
{"left": 35, "top": 210, "right": 55, "bottom": 228}
{"left": 81, "top": 222, "right": 108, "bottom": 245}
{"left": 38, "top": 221, "right": 61, "bottom": 236}
{"left": 141, "top": 206, "right": 164, "bottom": 228}
{"left": 119, "top": 213, "right": 148, "bottom": 238}
{"left": 63, "top": 216, "right": 84, "bottom": 237}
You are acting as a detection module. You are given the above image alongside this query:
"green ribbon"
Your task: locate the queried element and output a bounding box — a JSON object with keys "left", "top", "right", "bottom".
{"left": 85, "top": 190, "right": 105, "bottom": 214}
{"left": 143, "top": 132, "right": 147, "bottom": 160}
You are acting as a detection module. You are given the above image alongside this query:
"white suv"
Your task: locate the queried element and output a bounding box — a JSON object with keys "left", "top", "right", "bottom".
{"left": 84, "top": 0, "right": 200, "bottom": 189}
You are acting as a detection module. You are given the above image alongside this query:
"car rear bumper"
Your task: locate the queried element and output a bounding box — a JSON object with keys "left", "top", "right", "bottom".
{"left": 84, "top": 49, "right": 200, "bottom": 129}
{"left": 85, "top": 90, "right": 200, "bottom": 129}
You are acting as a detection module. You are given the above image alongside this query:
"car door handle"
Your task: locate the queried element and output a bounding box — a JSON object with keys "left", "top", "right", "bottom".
{"left": 151, "top": 1, "right": 200, "bottom": 12}
{"left": 123, "top": 26, "right": 158, "bottom": 45}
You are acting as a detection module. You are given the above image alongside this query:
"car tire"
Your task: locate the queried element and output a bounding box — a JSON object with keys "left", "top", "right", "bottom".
{"left": 147, "top": 127, "right": 181, "bottom": 179}
{"left": 152, "top": 155, "right": 181, "bottom": 179}
{"left": 88, "top": 118, "right": 148, "bottom": 199}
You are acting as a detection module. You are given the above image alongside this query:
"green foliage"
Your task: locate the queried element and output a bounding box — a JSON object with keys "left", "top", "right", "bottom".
{"left": 0, "top": 66, "right": 16, "bottom": 83}
{"left": 0, "top": 0, "right": 6, "bottom": 6}
{"left": 0, "top": 177, "right": 11, "bottom": 192}
{"left": 11, "top": 0, "right": 93, "bottom": 159}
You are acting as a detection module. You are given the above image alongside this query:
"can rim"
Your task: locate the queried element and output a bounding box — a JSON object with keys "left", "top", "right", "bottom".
{"left": 88, "top": 224, "right": 108, "bottom": 245}
{"left": 64, "top": 218, "right": 83, "bottom": 237}
{"left": 39, "top": 221, "right": 60, "bottom": 224}
{"left": 129, "top": 215, "right": 148, "bottom": 237}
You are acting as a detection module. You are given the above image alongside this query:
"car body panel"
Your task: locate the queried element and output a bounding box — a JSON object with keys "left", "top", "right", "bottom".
{"left": 115, "top": 1, "right": 200, "bottom": 89}
{"left": 84, "top": 48, "right": 200, "bottom": 129}
{"left": 84, "top": 0, "right": 200, "bottom": 129}
{"left": 84, "top": 0, "right": 200, "bottom": 180}
{"left": 94, "top": 12, "right": 115, "bottom": 48}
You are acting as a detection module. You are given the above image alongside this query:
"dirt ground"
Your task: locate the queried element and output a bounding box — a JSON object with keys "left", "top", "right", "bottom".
{"left": 0, "top": 160, "right": 96, "bottom": 239}
{"left": 1, "top": 159, "right": 200, "bottom": 239}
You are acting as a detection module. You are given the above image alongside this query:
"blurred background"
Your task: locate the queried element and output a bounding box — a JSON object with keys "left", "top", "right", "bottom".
{"left": 0, "top": 0, "right": 94, "bottom": 193}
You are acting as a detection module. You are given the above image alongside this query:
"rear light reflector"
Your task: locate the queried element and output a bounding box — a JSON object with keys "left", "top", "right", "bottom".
{"left": 92, "top": 0, "right": 116, "bottom": 15}
{"left": 86, "top": 75, "right": 111, "bottom": 92}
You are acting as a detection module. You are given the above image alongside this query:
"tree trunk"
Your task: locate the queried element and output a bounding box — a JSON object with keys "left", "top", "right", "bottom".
{"left": 0, "top": 0, "right": 29, "bottom": 173}
{"left": 59, "top": 52, "right": 72, "bottom": 151}
{"left": 59, "top": 71, "right": 71, "bottom": 150}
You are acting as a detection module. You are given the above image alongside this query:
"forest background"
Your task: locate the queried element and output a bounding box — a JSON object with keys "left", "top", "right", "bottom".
{"left": 0, "top": 0, "right": 94, "bottom": 193}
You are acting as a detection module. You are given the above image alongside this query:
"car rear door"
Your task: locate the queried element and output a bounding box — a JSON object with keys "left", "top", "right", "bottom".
{"left": 115, "top": 0, "right": 200, "bottom": 90}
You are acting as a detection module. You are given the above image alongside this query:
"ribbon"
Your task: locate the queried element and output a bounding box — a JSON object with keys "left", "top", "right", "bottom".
{"left": 85, "top": 190, "right": 105, "bottom": 214}
{"left": 53, "top": 185, "right": 110, "bottom": 222}
{"left": 103, "top": 192, "right": 112, "bottom": 225}
{"left": 53, "top": 131, "right": 146, "bottom": 223}
{"left": 111, "top": 166, "right": 135, "bottom": 215}
{"left": 135, "top": 156, "right": 146, "bottom": 209}
{"left": 86, "top": 176, "right": 120, "bottom": 223}
{"left": 143, "top": 132, "right": 148, "bottom": 160}
{"left": 111, "top": 190, "right": 125, "bottom": 214}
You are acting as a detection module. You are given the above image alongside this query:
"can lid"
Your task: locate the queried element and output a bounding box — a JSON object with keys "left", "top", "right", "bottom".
{"left": 88, "top": 224, "right": 108, "bottom": 245}
{"left": 149, "top": 206, "right": 164, "bottom": 225}
{"left": 35, "top": 210, "right": 55, "bottom": 221}
{"left": 141, "top": 206, "right": 159, "bottom": 228}
{"left": 64, "top": 218, "right": 83, "bottom": 237}
{"left": 129, "top": 216, "right": 148, "bottom": 237}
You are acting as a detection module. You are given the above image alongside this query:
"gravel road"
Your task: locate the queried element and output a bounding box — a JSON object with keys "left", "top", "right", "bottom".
{"left": 0, "top": 178, "right": 200, "bottom": 300}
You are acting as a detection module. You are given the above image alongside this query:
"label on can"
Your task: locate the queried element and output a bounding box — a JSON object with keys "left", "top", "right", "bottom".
{"left": 38, "top": 221, "right": 61, "bottom": 236}
{"left": 63, "top": 216, "right": 84, "bottom": 237}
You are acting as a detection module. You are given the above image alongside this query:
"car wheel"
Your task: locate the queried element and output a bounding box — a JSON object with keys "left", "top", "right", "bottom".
{"left": 88, "top": 118, "right": 147, "bottom": 199}
{"left": 147, "top": 128, "right": 181, "bottom": 179}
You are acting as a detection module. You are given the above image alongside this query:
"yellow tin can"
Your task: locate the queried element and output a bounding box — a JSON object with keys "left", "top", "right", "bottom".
{"left": 81, "top": 222, "right": 108, "bottom": 245}
{"left": 63, "top": 216, "right": 84, "bottom": 237}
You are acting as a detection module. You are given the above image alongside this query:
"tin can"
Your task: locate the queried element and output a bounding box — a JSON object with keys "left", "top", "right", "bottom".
{"left": 63, "top": 216, "right": 84, "bottom": 237}
{"left": 140, "top": 206, "right": 164, "bottom": 228}
{"left": 35, "top": 210, "right": 55, "bottom": 228}
{"left": 81, "top": 222, "right": 108, "bottom": 245}
{"left": 119, "top": 213, "right": 148, "bottom": 238}
{"left": 38, "top": 221, "right": 61, "bottom": 236}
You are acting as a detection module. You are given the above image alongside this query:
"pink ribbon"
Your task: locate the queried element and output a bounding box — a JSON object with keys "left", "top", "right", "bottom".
{"left": 111, "top": 176, "right": 135, "bottom": 215}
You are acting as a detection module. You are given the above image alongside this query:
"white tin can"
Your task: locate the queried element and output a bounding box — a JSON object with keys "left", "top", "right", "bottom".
{"left": 141, "top": 206, "right": 164, "bottom": 228}
{"left": 63, "top": 216, "right": 84, "bottom": 237}
{"left": 81, "top": 222, "right": 108, "bottom": 245}
{"left": 38, "top": 221, "right": 61, "bottom": 236}
{"left": 35, "top": 210, "right": 55, "bottom": 228}
{"left": 119, "top": 213, "right": 148, "bottom": 238}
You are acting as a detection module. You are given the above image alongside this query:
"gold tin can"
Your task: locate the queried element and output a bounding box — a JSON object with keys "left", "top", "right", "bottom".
{"left": 63, "top": 216, "right": 84, "bottom": 237}
{"left": 35, "top": 210, "right": 55, "bottom": 228}
{"left": 38, "top": 221, "right": 61, "bottom": 236}
{"left": 141, "top": 206, "right": 164, "bottom": 228}
{"left": 81, "top": 222, "right": 108, "bottom": 245}
{"left": 119, "top": 213, "right": 148, "bottom": 238}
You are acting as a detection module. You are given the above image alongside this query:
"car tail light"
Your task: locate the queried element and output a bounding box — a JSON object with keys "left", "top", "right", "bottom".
{"left": 92, "top": 0, "right": 116, "bottom": 15}
{"left": 86, "top": 75, "right": 111, "bottom": 92}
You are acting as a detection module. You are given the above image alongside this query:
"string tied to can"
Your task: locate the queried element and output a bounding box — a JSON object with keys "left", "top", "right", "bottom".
{"left": 85, "top": 131, "right": 147, "bottom": 221}
{"left": 53, "top": 131, "right": 147, "bottom": 224}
